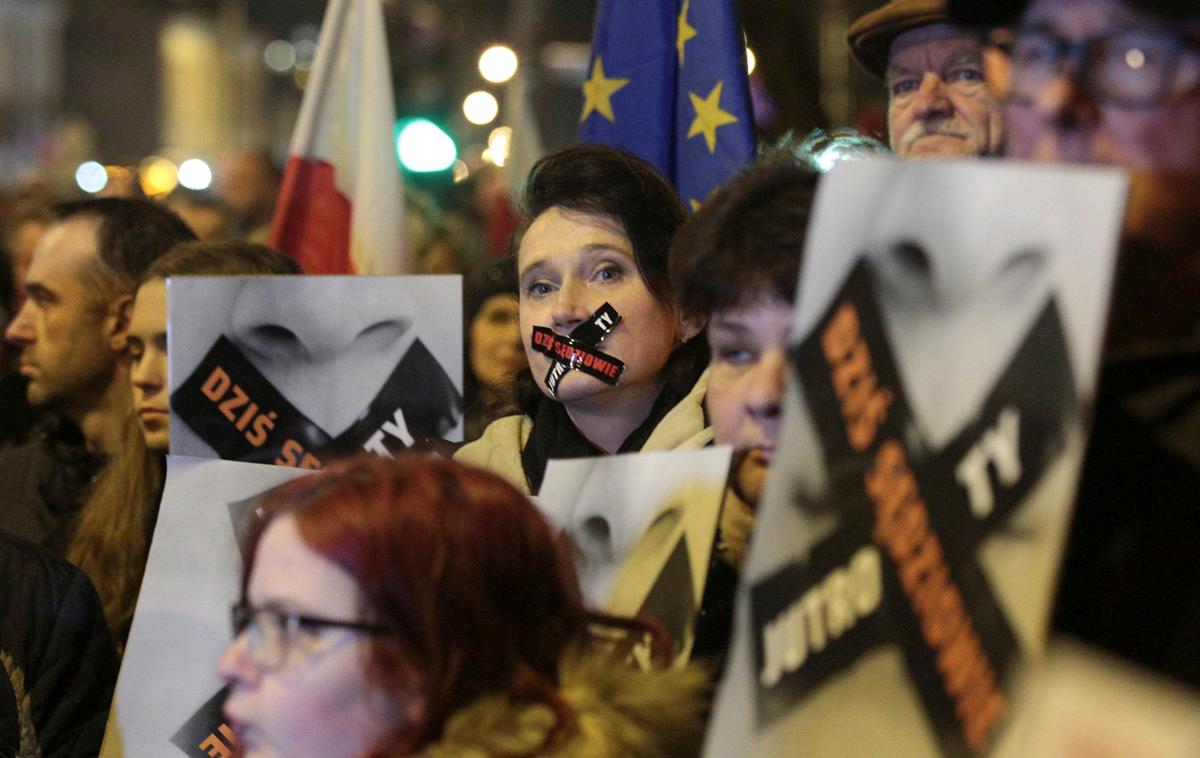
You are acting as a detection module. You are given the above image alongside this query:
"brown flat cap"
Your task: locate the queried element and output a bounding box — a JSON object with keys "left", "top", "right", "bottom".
{"left": 847, "top": 0, "right": 951, "bottom": 79}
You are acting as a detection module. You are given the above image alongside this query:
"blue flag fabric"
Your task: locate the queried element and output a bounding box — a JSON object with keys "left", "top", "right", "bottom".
{"left": 578, "top": 0, "right": 756, "bottom": 209}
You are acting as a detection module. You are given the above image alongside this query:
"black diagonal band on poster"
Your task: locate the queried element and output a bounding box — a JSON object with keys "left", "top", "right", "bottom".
{"left": 747, "top": 258, "right": 1080, "bottom": 755}
{"left": 792, "top": 262, "right": 1076, "bottom": 548}
{"left": 172, "top": 335, "right": 464, "bottom": 468}
{"left": 635, "top": 534, "right": 696, "bottom": 658}
{"left": 172, "top": 335, "right": 331, "bottom": 467}
{"left": 536, "top": 303, "right": 622, "bottom": 397}
{"left": 320, "top": 337, "right": 465, "bottom": 458}
{"left": 170, "top": 687, "right": 235, "bottom": 757}
{"left": 916, "top": 301, "right": 1076, "bottom": 556}
{"left": 750, "top": 509, "right": 887, "bottom": 726}
{"left": 796, "top": 260, "right": 1017, "bottom": 756}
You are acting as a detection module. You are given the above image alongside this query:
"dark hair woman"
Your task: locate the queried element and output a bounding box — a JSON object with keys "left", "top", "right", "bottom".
{"left": 462, "top": 258, "right": 522, "bottom": 442}
{"left": 455, "top": 144, "right": 710, "bottom": 494}
{"left": 217, "top": 455, "right": 707, "bottom": 757}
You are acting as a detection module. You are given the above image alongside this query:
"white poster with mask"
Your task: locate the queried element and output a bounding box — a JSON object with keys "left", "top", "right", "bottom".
{"left": 704, "top": 158, "right": 1128, "bottom": 757}
{"left": 101, "top": 455, "right": 309, "bottom": 758}
{"left": 1007, "top": 640, "right": 1200, "bottom": 758}
{"left": 536, "top": 446, "right": 732, "bottom": 663}
{"left": 168, "top": 275, "right": 463, "bottom": 467}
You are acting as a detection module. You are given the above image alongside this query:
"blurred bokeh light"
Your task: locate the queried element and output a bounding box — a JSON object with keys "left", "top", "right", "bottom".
{"left": 75, "top": 161, "right": 108, "bottom": 193}
{"left": 177, "top": 158, "right": 213, "bottom": 191}
{"left": 397, "top": 118, "right": 457, "bottom": 173}
{"left": 139, "top": 156, "right": 179, "bottom": 197}
{"left": 478, "top": 45, "right": 518, "bottom": 84}
{"left": 463, "top": 90, "right": 499, "bottom": 125}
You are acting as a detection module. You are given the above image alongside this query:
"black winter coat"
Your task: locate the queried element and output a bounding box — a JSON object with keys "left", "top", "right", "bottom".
{"left": 0, "top": 531, "right": 118, "bottom": 757}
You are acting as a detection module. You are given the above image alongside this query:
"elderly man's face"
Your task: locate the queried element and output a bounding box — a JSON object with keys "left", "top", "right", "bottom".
{"left": 887, "top": 24, "right": 1005, "bottom": 157}
{"left": 1006, "top": 0, "right": 1200, "bottom": 171}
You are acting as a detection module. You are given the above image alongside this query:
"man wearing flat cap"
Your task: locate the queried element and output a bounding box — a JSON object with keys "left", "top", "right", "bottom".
{"left": 948, "top": 0, "right": 1200, "bottom": 172}
{"left": 848, "top": 0, "right": 1004, "bottom": 158}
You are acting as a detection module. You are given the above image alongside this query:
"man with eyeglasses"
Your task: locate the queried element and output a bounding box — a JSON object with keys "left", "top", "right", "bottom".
{"left": 848, "top": 0, "right": 1006, "bottom": 158}
{"left": 952, "top": 0, "right": 1200, "bottom": 696}
{"left": 957, "top": 0, "right": 1200, "bottom": 170}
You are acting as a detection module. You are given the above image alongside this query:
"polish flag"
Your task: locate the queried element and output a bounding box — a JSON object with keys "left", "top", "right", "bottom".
{"left": 270, "top": 0, "right": 408, "bottom": 274}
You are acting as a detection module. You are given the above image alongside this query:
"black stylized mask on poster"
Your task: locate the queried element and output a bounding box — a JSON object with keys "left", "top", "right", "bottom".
{"left": 750, "top": 259, "right": 1077, "bottom": 757}
{"left": 171, "top": 687, "right": 236, "bottom": 757}
{"left": 172, "top": 335, "right": 463, "bottom": 468}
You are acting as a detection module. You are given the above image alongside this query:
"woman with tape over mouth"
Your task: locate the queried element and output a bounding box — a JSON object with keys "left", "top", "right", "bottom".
{"left": 456, "top": 144, "right": 710, "bottom": 495}
{"left": 217, "top": 455, "right": 708, "bottom": 758}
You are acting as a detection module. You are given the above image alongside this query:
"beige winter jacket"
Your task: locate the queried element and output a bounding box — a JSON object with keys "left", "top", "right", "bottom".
{"left": 455, "top": 370, "right": 713, "bottom": 494}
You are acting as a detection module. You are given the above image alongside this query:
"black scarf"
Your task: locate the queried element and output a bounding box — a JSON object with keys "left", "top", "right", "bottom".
{"left": 520, "top": 371, "right": 701, "bottom": 495}
{"left": 35, "top": 415, "right": 104, "bottom": 555}
{"left": 36, "top": 416, "right": 103, "bottom": 516}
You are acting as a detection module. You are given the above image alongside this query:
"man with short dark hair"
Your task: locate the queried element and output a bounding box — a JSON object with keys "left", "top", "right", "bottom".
{"left": 848, "top": 0, "right": 1005, "bottom": 157}
{"left": 0, "top": 202, "right": 53, "bottom": 448}
{"left": 0, "top": 198, "right": 195, "bottom": 550}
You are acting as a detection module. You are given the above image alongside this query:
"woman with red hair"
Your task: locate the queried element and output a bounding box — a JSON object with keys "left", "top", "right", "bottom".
{"left": 217, "top": 454, "right": 708, "bottom": 757}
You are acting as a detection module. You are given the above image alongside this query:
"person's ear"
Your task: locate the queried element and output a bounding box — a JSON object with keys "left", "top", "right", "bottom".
{"left": 107, "top": 292, "right": 134, "bottom": 353}
{"left": 387, "top": 663, "right": 429, "bottom": 732}
{"left": 676, "top": 312, "right": 706, "bottom": 345}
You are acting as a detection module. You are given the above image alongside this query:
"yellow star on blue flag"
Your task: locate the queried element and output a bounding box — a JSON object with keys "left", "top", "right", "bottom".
{"left": 579, "top": 0, "right": 755, "bottom": 209}
{"left": 687, "top": 81, "right": 740, "bottom": 154}
{"left": 581, "top": 57, "right": 629, "bottom": 123}
{"left": 677, "top": 0, "right": 697, "bottom": 66}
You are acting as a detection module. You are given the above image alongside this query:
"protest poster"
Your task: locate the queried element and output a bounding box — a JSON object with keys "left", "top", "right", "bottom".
{"left": 168, "top": 275, "right": 464, "bottom": 468}
{"left": 704, "top": 158, "right": 1128, "bottom": 757}
{"left": 100, "top": 456, "right": 310, "bottom": 757}
{"left": 1011, "top": 640, "right": 1200, "bottom": 758}
{"left": 536, "top": 446, "right": 732, "bottom": 662}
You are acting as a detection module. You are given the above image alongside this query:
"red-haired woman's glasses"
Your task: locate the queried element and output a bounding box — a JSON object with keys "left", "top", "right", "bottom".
{"left": 231, "top": 602, "right": 390, "bottom": 672}
{"left": 1010, "top": 26, "right": 1200, "bottom": 107}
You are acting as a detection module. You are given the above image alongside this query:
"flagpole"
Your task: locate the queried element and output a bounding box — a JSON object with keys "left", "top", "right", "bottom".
{"left": 288, "top": 0, "right": 350, "bottom": 155}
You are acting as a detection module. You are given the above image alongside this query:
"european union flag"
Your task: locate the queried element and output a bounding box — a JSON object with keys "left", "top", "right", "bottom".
{"left": 579, "top": 0, "right": 756, "bottom": 209}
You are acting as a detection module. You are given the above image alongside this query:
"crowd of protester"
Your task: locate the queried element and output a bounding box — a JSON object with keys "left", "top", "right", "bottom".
{"left": 0, "top": 0, "right": 1197, "bottom": 755}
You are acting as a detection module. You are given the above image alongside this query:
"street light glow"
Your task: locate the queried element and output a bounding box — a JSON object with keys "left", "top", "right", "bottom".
{"left": 479, "top": 45, "right": 518, "bottom": 83}
{"left": 463, "top": 90, "right": 499, "bottom": 125}
{"left": 178, "top": 158, "right": 213, "bottom": 191}
{"left": 76, "top": 161, "right": 108, "bottom": 193}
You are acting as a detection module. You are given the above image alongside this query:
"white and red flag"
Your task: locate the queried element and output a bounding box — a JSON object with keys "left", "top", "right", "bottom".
{"left": 270, "top": 0, "right": 408, "bottom": 274}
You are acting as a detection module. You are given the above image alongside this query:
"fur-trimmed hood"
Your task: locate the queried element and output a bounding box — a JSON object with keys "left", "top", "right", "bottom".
{"left": 413, "top": 647, "right": 710, "bottom": 757}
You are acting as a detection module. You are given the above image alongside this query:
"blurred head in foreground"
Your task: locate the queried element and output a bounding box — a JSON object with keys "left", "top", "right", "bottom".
{"left": 219, "top": 455, "right": 706, "bottom": 757}
{"left": 951, "top": 0, "right": 1200, "bottom": 171}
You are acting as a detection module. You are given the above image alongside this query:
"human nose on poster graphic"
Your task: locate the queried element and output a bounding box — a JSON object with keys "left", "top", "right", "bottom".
{"left": 230, "top": 280, "right": 411, "bottom": 363}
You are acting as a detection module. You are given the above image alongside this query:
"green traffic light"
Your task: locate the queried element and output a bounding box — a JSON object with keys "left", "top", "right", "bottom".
{"left": 395, "top": 118, "right": 457, "bottom": 173}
